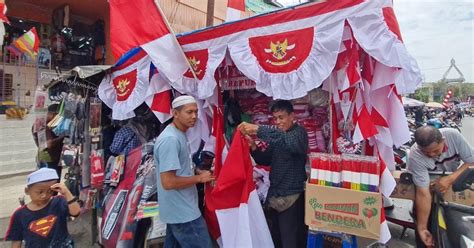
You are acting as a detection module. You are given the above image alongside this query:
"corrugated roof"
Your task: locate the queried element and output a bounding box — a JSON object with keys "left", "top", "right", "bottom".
{"left": 246, "top": 0, "right": 280, "bottom": 14}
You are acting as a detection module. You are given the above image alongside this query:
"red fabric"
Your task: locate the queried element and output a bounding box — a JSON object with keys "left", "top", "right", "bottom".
{"left": 355, "top": 105, "right": 378, "bottom": 139}
{"left": 112, "top": 69, "right": 138, "bottom": 101}
{"left": 249, "top": 27, "right": 314, "bottom": 73}
{"left": 178, "top": 0, "right": 363, "bottom": 45}
{"left": 228, "top": 0, "right": 245, "bottom": 11}
{"left": 382, "top": 7, "right": 403, "bottom": 42}
{"left": 101, "top": 147, "right": 142, "bottom": 247}
{"left": 183, "top": 49, "right": 209, "bottom": 80}
{"left": 206, "top": 131, "right": 254, "bottom": 210}
{"left": 370, "top": 108, "right": 389, "bottom": 128}
{"left": 0, "top": 3, "right": 9, "bottom": 24}
{"left": 150, "top": 90, "right": 171, "bottom": 113}
{"left": 113, "top": 50, "right": 147, "bottom": 71}
{"left": 204, "top": 105, "right": 226, "bottom": 240}
{"left": 109, "top": 0, "right": 170, "bottom": 59}
{"left": 346, "top": 40, "right": 361, "bottom": 87}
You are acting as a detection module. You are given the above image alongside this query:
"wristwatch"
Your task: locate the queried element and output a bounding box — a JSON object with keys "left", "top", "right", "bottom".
{"left": 67, "top": 197, "right": 78, "bottom": 205}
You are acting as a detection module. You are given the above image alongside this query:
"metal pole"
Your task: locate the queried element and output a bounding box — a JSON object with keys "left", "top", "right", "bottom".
{"left": 206, "top": 0, "right": 215, "bottom": 27}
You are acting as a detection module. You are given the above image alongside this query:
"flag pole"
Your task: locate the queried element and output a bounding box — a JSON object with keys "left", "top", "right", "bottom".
{"left": 151, "top": 0, "right": 198, "bottom": 80}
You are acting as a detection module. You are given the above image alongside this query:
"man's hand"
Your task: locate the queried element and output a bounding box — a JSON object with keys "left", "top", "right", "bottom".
{"left": 196, "top": 170, "right": 215, "bottom": 183}
{"left": 50, "top": 183, "right": 72, "bottom": 197}
{"left": 434, "top": 176, "right": 453, "bottom": 194}
{"left": 244, "top": 135, "right": 257, "bottom": 151}
{"left": 238, "top": 122, "right": 259, "bottom": 136}
{"left": 418, "top": 229, "right": 435, "bottom": 247}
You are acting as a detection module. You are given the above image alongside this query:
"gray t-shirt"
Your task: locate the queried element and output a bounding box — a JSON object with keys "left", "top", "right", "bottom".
{"left": 407, "top": 128, "right": 474, "bottom": 188}
{"left": 154, "top": 125, "right": 200, "bottom": 224}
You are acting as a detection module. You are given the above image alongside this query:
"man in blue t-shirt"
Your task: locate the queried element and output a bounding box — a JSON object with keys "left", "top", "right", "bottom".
{"left": 4, "top": 168, "right": 81, "bottom": 248}
{"left": 154, "top": 95, "right": 215, "bottom": 247}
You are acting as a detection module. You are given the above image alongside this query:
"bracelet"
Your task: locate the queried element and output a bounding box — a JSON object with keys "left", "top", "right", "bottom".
{"left": 67, "top": 197, "right": 78, "bottom": 205}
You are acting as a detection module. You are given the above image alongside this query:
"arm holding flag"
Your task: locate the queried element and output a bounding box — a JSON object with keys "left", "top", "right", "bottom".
{"left": 160, "top": 170, "right": 214, "bottom": 190}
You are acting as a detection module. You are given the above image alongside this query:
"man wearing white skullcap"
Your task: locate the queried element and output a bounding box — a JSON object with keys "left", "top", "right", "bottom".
{"left": 153, "top": 95, "right": 214, "bottom": 247}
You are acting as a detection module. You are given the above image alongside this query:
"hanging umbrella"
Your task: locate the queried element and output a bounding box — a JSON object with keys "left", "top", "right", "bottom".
{"left": 402, "top": 97, "right": 425, "bottom": 107}
{"left": 426, "top": 102, "right": 445, "bottom": 108}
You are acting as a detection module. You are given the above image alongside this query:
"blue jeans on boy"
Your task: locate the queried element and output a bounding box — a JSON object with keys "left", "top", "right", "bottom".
{"left": 164, "top": 216, "right": 212, "bottom": 248}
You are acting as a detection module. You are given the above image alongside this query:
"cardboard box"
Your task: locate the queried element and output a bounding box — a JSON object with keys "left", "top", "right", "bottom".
{"left": 305, "top": 183, "right": 382, "bottom": 240}
{"left": 390, "top": 171, "right": 473, "bottom": 206}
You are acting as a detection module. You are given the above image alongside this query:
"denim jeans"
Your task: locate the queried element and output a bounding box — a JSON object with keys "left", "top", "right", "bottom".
{"left": 164, "top": 216, "right": 212, "bottom": 248}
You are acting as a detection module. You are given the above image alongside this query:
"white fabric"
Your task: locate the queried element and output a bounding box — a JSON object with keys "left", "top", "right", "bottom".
{"left": 226, "top": 7, "right": 241, "bottom": 22}
{"left": 97, "top": 56, "right": 152, "bottom": 121}
{"left": 171, "top": 45, "right": 227, "bottom": 99}
{"left": 172, "top": 95, "right": 196, "bottom": 109}
{"left": 0, "top": 23, "right": 4, "bottom": 48}
{"left": 186, "top": 99, "right": 210, "bottom": 155}
{"left": 379, "top": 220, "right": 391, "bottom": 244}
{"left": 145, "top": 71, "right": 172, "bottom": 123}
{"left": 27, "top": 168, "right": 59, "bottom": 186}
{"left": 141, "top": 33, "right": 189, "bottom": 83}
{"left": 229, "top": 23, "right": 344, "bottom": 100}
{"left": 215, "top": 190, "right": 274, "bottom": 248}
{"left": 348, "top": 9, "right": 422, "bottom": 94}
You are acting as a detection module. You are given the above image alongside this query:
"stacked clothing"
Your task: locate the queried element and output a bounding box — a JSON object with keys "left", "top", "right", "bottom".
{"left": 239, "top": 91, "right": 273, "bottom": 125}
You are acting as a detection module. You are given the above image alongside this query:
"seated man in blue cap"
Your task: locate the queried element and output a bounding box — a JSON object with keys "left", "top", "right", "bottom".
{"left": 4, "top": 168, "right": 81, "bottom": 248}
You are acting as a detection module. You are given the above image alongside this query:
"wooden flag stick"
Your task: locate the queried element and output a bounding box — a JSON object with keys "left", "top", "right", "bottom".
{"left": 152, "top": 0, "right": 198, "bottom": 80}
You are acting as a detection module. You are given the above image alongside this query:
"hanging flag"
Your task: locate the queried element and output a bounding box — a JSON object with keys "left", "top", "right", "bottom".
{"left": 205, "top": 131, "right": 274, "bottom": 248}
{"left": 98, "top": 51, "right": 151, "bottom": 120}
{"left": 226, "top": 0, "right": 245, "bottom": 22}
{"left": 109, "top": 0, "right": 189, "bottom": 82}
{"left": 145, "top": 67, "right": 172, "bottom": 123}
{"left": 7, "top": 27, "right": 39, "bottom": 60}
{"left": 0, "top": 1, "right": 9, "bottom": 24}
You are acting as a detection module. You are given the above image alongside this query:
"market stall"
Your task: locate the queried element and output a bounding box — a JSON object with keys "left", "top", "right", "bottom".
{"left": 96, "top": 0, "right": 422, "bottom": 246}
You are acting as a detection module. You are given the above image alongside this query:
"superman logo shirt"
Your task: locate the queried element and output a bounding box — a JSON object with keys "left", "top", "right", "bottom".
{"left": 4, "top": 196, "right": 72, "bottom": 247}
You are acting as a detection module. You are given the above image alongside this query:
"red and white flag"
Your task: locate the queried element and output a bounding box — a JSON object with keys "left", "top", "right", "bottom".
{"left": 145, "top": 68, "right": 172, "bottom": 123}
{"left": 98, "top": 52, "right": 151, "bottom": 120}
{"left": 205, "top": 131, "right": 273, "bottom": 248}
{"left": 109, "top": 0, "right": 189, "bottom": 82}
{"left": 226, "top": 0, "right": 245, "bottom": 22}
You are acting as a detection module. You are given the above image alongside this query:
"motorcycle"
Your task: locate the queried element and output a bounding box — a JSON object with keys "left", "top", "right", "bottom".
{"left": 431, "top": 167, "right": 474, "bottom": 248}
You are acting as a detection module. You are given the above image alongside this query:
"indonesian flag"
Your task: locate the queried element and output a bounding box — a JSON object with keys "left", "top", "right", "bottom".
{"left": 205, "top": 131, "right": 274, "bottom": 248}
{"left": 98, "top": 52, "right": 151, "bottom": 120}
{"left": 109, "top": 0, "right": 189, "bottom": 82}
{"left": 226, "top": 0, "right": 245, "bottom": 22}
{"left": 145, "top": 67, "right": 172, "bottom": 123}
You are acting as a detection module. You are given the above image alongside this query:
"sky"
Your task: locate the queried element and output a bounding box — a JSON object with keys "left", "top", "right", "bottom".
{"left": 394, "top": 0, "right": 474, "bottom": 83}
{"left": 277, "top": 0, "right": 474, "bottom": 83}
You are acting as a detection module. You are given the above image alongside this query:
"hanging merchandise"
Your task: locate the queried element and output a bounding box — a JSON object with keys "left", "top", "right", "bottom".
{"left": 109, "top": 155, "right": 125, "bottom": 187}
{"left": 90, "top": 150, "right": 105, "bottom": 189}
{"left": 53, "top": 93, "right": 79, "bottom": 136}
{"left": 89, "top": 98, "right": 102, "bottom": 143}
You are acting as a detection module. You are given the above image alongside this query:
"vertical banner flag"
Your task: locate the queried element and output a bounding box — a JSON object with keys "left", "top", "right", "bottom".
{"left": 109, "top": 0, "right": 189, "bottom": 82}
{"left": 226, "top": 0, "right": 245, "bottom": 22}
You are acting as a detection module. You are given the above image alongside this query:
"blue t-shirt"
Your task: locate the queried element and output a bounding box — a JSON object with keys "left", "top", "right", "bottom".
{"left": 4, "top": 196, "right": 73, "bottom": 247}
{"left": 154, "top": 125, "right": 200, "bottom": 224}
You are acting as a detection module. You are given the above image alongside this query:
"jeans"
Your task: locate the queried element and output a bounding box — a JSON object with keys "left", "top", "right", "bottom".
{"left": 164, "top": 216, "right": 212, "bottom": 248}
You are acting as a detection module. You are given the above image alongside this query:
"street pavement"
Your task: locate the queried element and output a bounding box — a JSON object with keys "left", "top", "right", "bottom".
{"left": 0, "top": 116, "right": 472, "bottom": 247}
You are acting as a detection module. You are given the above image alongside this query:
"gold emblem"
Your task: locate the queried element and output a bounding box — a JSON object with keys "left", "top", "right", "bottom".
{"left": 264, "top": 38, "right": 296, "bottom": 66}
{"left": 187, "top": 56, "right": 202, "bottom": 75}
{"left": 116, "top": 78, "right": 131, "bottom": 97}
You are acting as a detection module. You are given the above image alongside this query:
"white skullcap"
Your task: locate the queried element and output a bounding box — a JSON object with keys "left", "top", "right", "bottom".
{"left": 172, "top": 95, "right": 197, "bottom": 109}
{"left": 27, "top": 168, "right": 59, "bottom": 186}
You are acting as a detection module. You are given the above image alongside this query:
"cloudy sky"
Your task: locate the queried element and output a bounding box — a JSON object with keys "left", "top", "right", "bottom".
{"left": 394, "top": 0, "right": 474, "bottom": 83}
{"left": 277, "top": 0, "right": 474, "bottom": 83}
